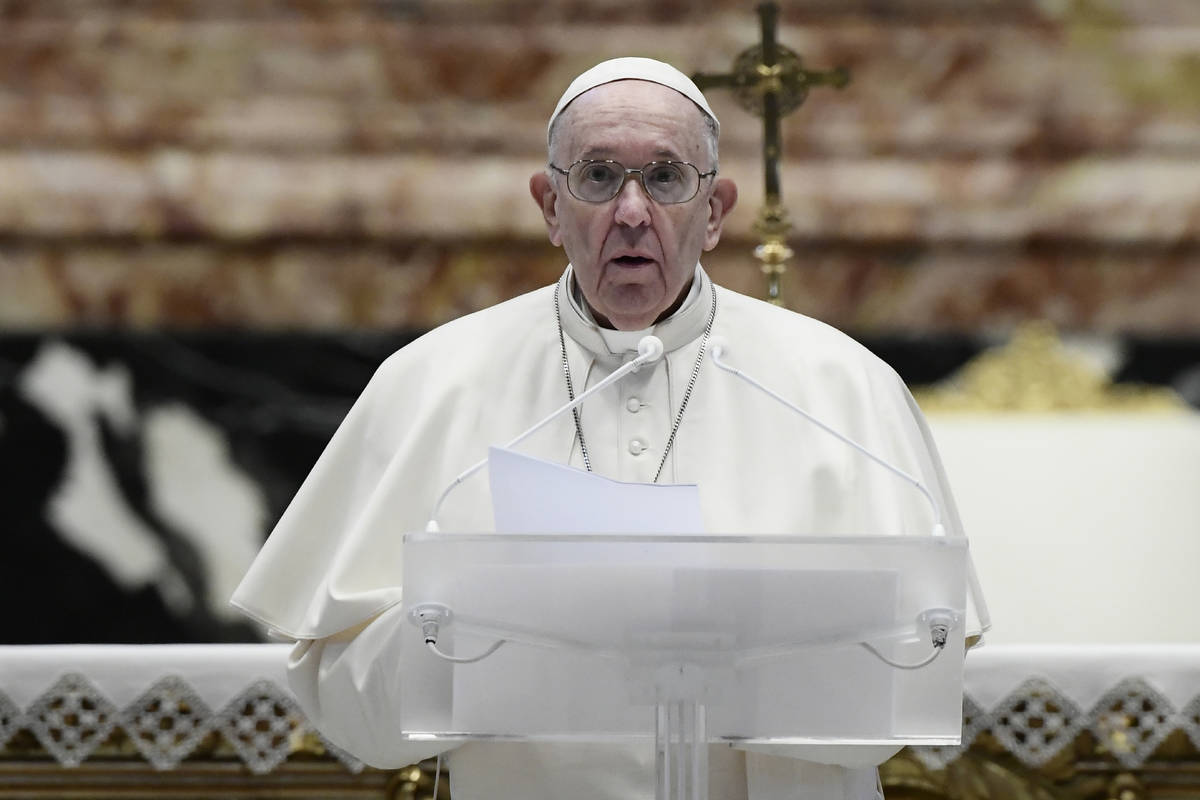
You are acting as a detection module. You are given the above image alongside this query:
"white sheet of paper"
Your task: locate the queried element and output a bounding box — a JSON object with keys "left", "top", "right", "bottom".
{"left": 488, "top": 447, "right": 706, "bottom": 534}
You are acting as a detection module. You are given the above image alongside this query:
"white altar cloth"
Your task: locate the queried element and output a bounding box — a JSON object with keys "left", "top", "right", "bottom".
{"left": 965, "top": 644, "right": 1200, "bottom": 714}
{"left": 2, "top": 644, "right": 1198, "bottom": 773}
{"left": 0, "top": 643, "right": 290, "bottom": 709}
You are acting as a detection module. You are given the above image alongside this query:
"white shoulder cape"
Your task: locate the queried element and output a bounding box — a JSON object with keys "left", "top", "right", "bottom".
{"left": 232, "top": 270, "right": 990, "bottom": 642}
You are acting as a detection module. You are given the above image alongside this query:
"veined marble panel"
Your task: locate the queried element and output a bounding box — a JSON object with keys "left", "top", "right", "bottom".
{"left": 4, "top": 18, "right": 1200, "bottom": 159}
{"left": 4, "top": 153, "right": 1200, "bottom": 243}
{"left": 1, "top": 1, "right": 1199, "bottom": 335}
{"left": 3, "top": 241, "right": 1200, "bottom": 334}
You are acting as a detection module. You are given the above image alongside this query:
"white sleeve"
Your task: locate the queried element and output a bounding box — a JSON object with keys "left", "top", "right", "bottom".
{"left": 286, "top": 603, "right": 455, "bottom": 769}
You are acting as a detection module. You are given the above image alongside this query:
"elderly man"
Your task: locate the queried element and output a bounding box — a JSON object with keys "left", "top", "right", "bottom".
{"left": 233, "top": 57, "right": 987, "bottom": 799}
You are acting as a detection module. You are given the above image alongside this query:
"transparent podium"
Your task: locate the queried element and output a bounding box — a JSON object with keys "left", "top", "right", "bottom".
{"left": 399, "top": 532, "right": 968, "bottom": 800}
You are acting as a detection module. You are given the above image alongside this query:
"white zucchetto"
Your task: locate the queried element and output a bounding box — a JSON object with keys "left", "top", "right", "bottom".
{"left": 547, "top": 57, "right": 720, "bottom": 139}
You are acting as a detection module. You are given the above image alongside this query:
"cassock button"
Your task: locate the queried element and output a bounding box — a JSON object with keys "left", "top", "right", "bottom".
{"left": 628, "top": 439, "right": 646, "bottom": 456}
{"left": 626, "top": 397, "right": 642, "bottom": 413}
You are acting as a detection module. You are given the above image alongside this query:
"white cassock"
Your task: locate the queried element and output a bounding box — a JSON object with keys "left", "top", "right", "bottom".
{"left": 232, "top": 266, "right": 990, "bottom": 800}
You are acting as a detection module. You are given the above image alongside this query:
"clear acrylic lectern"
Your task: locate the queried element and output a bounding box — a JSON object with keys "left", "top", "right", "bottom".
{"left": 398, "top": 532, "right": 968, "bottom": 800}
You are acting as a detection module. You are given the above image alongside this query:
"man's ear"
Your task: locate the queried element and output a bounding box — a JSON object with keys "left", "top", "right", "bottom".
{"left": 530, "top": 172, "right": 563, "bottom": 246}
{"left": 703, "top": 177, "right": 738, "bottom": 251}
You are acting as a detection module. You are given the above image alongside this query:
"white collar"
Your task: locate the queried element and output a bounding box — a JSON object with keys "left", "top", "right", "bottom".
{"left": 557, "top": 265, "right": 713, "bottom": 360}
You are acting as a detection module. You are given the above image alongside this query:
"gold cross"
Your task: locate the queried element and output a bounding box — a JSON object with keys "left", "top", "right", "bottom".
{"left": 693, "top": 2, "right": 848, "bottom": 305}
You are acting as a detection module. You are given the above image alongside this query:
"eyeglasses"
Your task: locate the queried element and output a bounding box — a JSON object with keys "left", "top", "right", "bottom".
{"left": 549, "top": 160, "right": 717, "bottom": 205}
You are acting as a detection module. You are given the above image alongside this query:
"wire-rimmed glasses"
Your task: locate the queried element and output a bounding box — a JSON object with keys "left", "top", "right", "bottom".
{"left": 549, "top": 159, "right": 717, "bottom": 204}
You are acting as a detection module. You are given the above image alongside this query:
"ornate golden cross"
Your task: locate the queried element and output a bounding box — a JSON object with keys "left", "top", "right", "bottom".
{"left": 693, "top": 2, "right": 848, "bottom": 305}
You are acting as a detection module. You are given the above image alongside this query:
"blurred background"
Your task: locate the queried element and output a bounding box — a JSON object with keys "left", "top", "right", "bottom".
{"left": 3, "top": 0, "right": 1198, "bottom": 645}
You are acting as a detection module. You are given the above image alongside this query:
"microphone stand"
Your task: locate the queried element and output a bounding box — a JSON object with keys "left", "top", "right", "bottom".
{"left": 425, "top": 336, "right": 665, "bottom": 531}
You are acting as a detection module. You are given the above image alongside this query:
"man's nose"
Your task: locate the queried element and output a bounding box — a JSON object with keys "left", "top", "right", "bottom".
{"left": 612, "top": 175, "right": 653, "bottom": 227}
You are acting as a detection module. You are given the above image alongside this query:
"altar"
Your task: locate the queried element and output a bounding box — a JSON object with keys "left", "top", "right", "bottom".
{"left": 2, "top": 644, "right": 1199, "bottom": 799}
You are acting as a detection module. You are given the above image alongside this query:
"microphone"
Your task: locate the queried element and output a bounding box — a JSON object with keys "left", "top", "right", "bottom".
{"left": 425, "top": 335, "right": 665, "bottom": 531}
{"left": 713, "top": 338, "right": 995, "bottom": 657}
{"left": 708, "top": 337, "right": 944, "bottom": 537}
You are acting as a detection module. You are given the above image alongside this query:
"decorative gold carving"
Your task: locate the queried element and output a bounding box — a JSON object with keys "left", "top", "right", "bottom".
{"left": 752, "top": 201, "right": 795, "bottom": 304}
{"left": 880, "top": 731, "right": 1200, "bottom": 800}
{"left": 0, "top": 761, "right": 403, "bottom": 799}
{"left": 389, "top": 761, "right": 445, "bottom": 800}
{"left": 0, "top": 724, "right": 444, "bottom": 799}
{"left": 1107, "top": 772, "right": 1146, "bottom": 800}
{"left": 882, "top": 748, "right": 1063, "bottom": 800}
{"left": 750, "top": 200, "right": 794, "bottom": 304}
{"left": 912, "top": 321, "right": 1186, "bottom": 413}
{"left": 5, "top": 731, "right": 1200, "bottom": 799}
{"left": 289, "top": 728, "right": 328, "bottom": 756}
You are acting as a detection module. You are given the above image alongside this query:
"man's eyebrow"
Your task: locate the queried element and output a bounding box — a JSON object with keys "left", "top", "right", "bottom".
{"left": 576, "top": 147, "right": 685, "bottom": 161}
{"left": 578, "top": 147, "right": 617, "bottom": 160}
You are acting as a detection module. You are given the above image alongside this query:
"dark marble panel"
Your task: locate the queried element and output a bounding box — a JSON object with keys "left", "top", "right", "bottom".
{"left": 0, "top": 331, "right": 414, "bottom": 644}
{"left": 3, "top": 328, "right": 1198, "bottom": 644}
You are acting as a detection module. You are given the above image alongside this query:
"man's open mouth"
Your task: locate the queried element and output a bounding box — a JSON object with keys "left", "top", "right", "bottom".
{"left": 613, "top": 255, "right": 654, "bottom": 266}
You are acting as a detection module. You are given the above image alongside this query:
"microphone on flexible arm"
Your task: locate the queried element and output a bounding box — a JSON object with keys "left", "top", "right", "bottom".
{"left": 424, "top": 335, "right": 665, "bottom": 532}
{"left": 709, "top": 337, "right": 989, "bottom": 665}
{"left": 708, "top": 336, "right": 944, "bottom": 536}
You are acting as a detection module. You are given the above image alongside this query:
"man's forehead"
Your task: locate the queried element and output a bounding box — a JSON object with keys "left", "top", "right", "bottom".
{"left": 559, "top": 91, "right": 707, "bottom": 160}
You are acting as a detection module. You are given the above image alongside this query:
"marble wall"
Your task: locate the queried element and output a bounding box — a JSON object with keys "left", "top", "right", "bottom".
{"left": 1, "top": 0, "right": 1199, "bottom": 333}
{"left": 1, "top": 332, "right": 405, "bottom": 643}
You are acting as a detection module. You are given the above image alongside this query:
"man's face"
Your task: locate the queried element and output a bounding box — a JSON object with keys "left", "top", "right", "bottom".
{"left": 530, "top": 80, "right": 737, "bottom": 330}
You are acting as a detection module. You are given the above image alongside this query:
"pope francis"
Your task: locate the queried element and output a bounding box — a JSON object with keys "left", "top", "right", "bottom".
{"left": 232, "top": 57, "right": 988, "bottom": 800}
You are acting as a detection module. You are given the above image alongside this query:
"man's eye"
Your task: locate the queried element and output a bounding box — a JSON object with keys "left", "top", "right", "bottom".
{"left": 583, "top": 165, "right": 617, "bottom": 182}
{"left": 648, "top": 167, "right": 682, "bottom": 184}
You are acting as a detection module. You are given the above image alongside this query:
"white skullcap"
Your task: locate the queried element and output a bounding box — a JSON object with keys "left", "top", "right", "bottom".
{"left": 547, "top": 57, "right": 719, "bottom": 140}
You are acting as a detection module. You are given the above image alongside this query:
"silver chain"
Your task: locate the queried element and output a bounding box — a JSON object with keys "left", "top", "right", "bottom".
{"left": 555, "top": 288, "right": 593, "bottom": 472}
{"left": 555, "top": 287, "right": 717, "bottom": 483}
